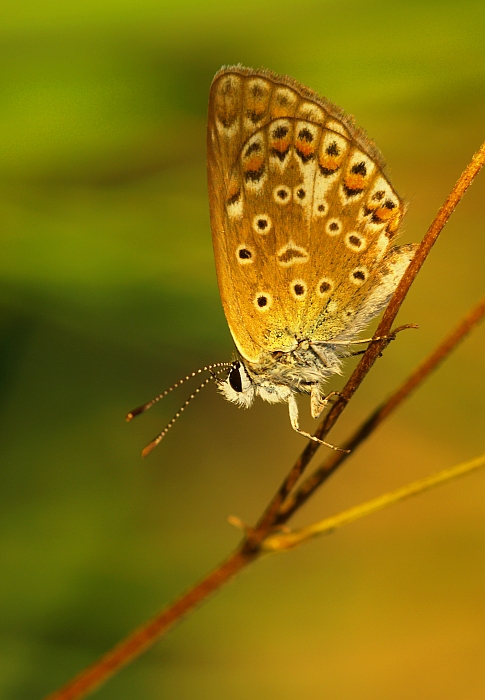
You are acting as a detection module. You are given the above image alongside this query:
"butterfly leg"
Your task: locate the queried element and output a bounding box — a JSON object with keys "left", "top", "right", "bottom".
{"left": 332, "top": 324, "right": 419, "bottom": 352}
{"left": 287, "top": 394, "right": 349, "bottom": 452}
{"left": 310, "top": 387, "right": 343, "bottom": 419}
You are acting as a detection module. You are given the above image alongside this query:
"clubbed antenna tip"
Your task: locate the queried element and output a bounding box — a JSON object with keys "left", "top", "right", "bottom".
{"left": 126, "top": 362, "right": 233, "bottom": 455}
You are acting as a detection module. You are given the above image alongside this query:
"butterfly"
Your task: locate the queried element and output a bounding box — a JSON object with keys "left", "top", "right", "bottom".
{"left": 206, "top": 65, "right": 416, "bottom": 447}
{"left": 128, "top": 66, "right": 416, "bottom": 455}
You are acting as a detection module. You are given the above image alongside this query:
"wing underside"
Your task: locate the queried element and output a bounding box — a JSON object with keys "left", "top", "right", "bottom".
{"left": 207, "top": 67, "right": 408, "bottom": 363}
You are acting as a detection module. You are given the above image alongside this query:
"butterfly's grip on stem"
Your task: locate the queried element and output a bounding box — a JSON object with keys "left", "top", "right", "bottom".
{"left": 335, "top": 323, "right": 419, "bottom": 348}
{"left": 288, "top": 393, "right": 350, "bottom": 452}
{"left": 348, "top": 324, "right": 419, "bottom": 356}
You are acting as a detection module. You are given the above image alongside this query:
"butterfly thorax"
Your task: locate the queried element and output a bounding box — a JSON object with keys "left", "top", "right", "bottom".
{"left": 247, "top": 338, "right": 343, "bottom": 393}
{"left": 217, "top": 338, "right": 346, "bottom": 412}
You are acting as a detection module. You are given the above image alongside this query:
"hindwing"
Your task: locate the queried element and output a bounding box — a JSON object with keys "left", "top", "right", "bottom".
{"left": 207, "top": 66, "right": 409, "bottom": 363}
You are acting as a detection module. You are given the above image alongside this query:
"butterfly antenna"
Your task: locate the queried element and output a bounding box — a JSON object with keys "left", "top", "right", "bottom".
{"left": 125, "top": 362, "right": 232, "bottom": 422}
{"left": 140, "top": 375, "right": 215, "bottom": 457}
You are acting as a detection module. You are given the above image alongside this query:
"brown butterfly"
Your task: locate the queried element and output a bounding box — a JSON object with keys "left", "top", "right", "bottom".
{"left": 206, "top": 65, "right": 416, "bottom": 447}
{"left": 128, "top": 66, "right": 416, "bottom": 454}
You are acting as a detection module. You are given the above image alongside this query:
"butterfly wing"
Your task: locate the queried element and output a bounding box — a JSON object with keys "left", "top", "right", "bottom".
{"left": 207, "top": 67, "right": 409, "bottom": 364}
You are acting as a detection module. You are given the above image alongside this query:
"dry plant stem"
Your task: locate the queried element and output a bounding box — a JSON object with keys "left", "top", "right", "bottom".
{"left": 264, "top": 452, "right": 485, "bottom": 551}
{"left": 314, "top": 140, "right": 485, "bottom": 442}
{"left": 44, "top": 550, "right": 259, "bottom": 700}
{"left": 278, "top": 294, "right": 485, "bottom": 520}
{"left": 252, "top": 140, "right": 485, "bottom": 540}
{"left": 44, "top": 143, "right": 485, "bottom": 700}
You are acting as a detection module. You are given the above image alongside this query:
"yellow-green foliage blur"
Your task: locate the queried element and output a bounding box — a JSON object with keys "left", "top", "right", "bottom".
{"left": 1, "top": 1, "right": 484, "bottom": 698}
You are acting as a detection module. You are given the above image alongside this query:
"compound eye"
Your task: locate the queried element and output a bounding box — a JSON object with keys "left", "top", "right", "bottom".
{"left": 228, "top": 364, "right": 243, "bottom": 393}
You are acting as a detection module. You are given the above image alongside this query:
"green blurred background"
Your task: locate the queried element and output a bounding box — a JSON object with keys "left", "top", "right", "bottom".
{"left": 1, "top": 0, "right": 484, "bottom": 698}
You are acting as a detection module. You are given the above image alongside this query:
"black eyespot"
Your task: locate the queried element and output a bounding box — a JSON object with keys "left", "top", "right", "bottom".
{"left": 229, "top": 364, "right": 243, "bottom": 392}
{"left": 294, "top": 284, "right": 305, "bottom": 296}
{"left": 351, "top": 161, "right": 367, "bottom": 176}
{"left": 317, "top": 204, "right": 325, "bottom": 212}
{"left": 298, "top": 127, "right": 313, "bottom": 142}
{"left": 297, "top": 188, "right": 305, "bottom": 199}
{"left": 247, "top": 109, "right": 264, "bottom": 125}
{"left": 257, "top": 295, "right": 268, "bottom": 307}
{"left": 272, "top": 125, "right": 289, "bottom": 139}
{"left": 257, "top": 218, "right": 268, "bottom": 230}
{"left": 244, "top": 141, "right": 261, "bottom": 157}
{"left": 277, "top": 189, "right": 288, "bottom": 199}
{"left": 238, "top": 248, "right": 252, "bottom": 259}
{"left": 329, "top": 222, "right": 339, "bottom": 231}
{"left": 227, "top": 189, "right": 241, "bottom": 205}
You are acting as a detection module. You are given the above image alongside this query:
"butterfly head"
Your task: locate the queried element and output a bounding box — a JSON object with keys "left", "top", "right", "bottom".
{"left": 218, "top": 360, "right": 255, "bottom": 409}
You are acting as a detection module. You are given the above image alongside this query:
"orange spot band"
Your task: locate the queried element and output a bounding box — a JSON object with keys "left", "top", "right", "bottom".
{"left": 271, "top": 138, "right": 290, "bottom": 153}
{"left": 345, "top": 173, "right": 366, "bottom": 191}
{"left": 244, "top": 155, "right": 265, "bottom": 172}
{"left": 295, "top": 140, "right": 315, "bottom": 157}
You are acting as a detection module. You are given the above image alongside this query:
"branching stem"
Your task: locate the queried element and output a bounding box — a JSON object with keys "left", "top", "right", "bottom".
{"left": 44, "top": 143, "right": 485, "bottom": 700}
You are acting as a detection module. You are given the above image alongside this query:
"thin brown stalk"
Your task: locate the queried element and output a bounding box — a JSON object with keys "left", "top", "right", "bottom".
{"left": 44, "top": 550, "right": 258, "bottom": 700}
{"left": 313, "top": 140, "right": 485, "bottom": 442}
{"left": 43, "top": 143, "right": 485, "bottom": 700}
{"left": 249, "top": 140, "right": 485, "bottom": 541}
{"left": 278, "top": 294, "right": 485, "bottom": 520}
{"left": 265, "top": 452, "right": 485, "bottom": 551}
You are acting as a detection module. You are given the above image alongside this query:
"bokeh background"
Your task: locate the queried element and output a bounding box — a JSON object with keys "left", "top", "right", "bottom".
{"left": 1, "top": 1, "right": 485, "bottom": 698}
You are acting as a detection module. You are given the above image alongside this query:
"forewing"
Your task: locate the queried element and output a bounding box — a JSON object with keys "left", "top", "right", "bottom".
{"left": 207, "top": 66, "right": 406, "bottom": 363}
